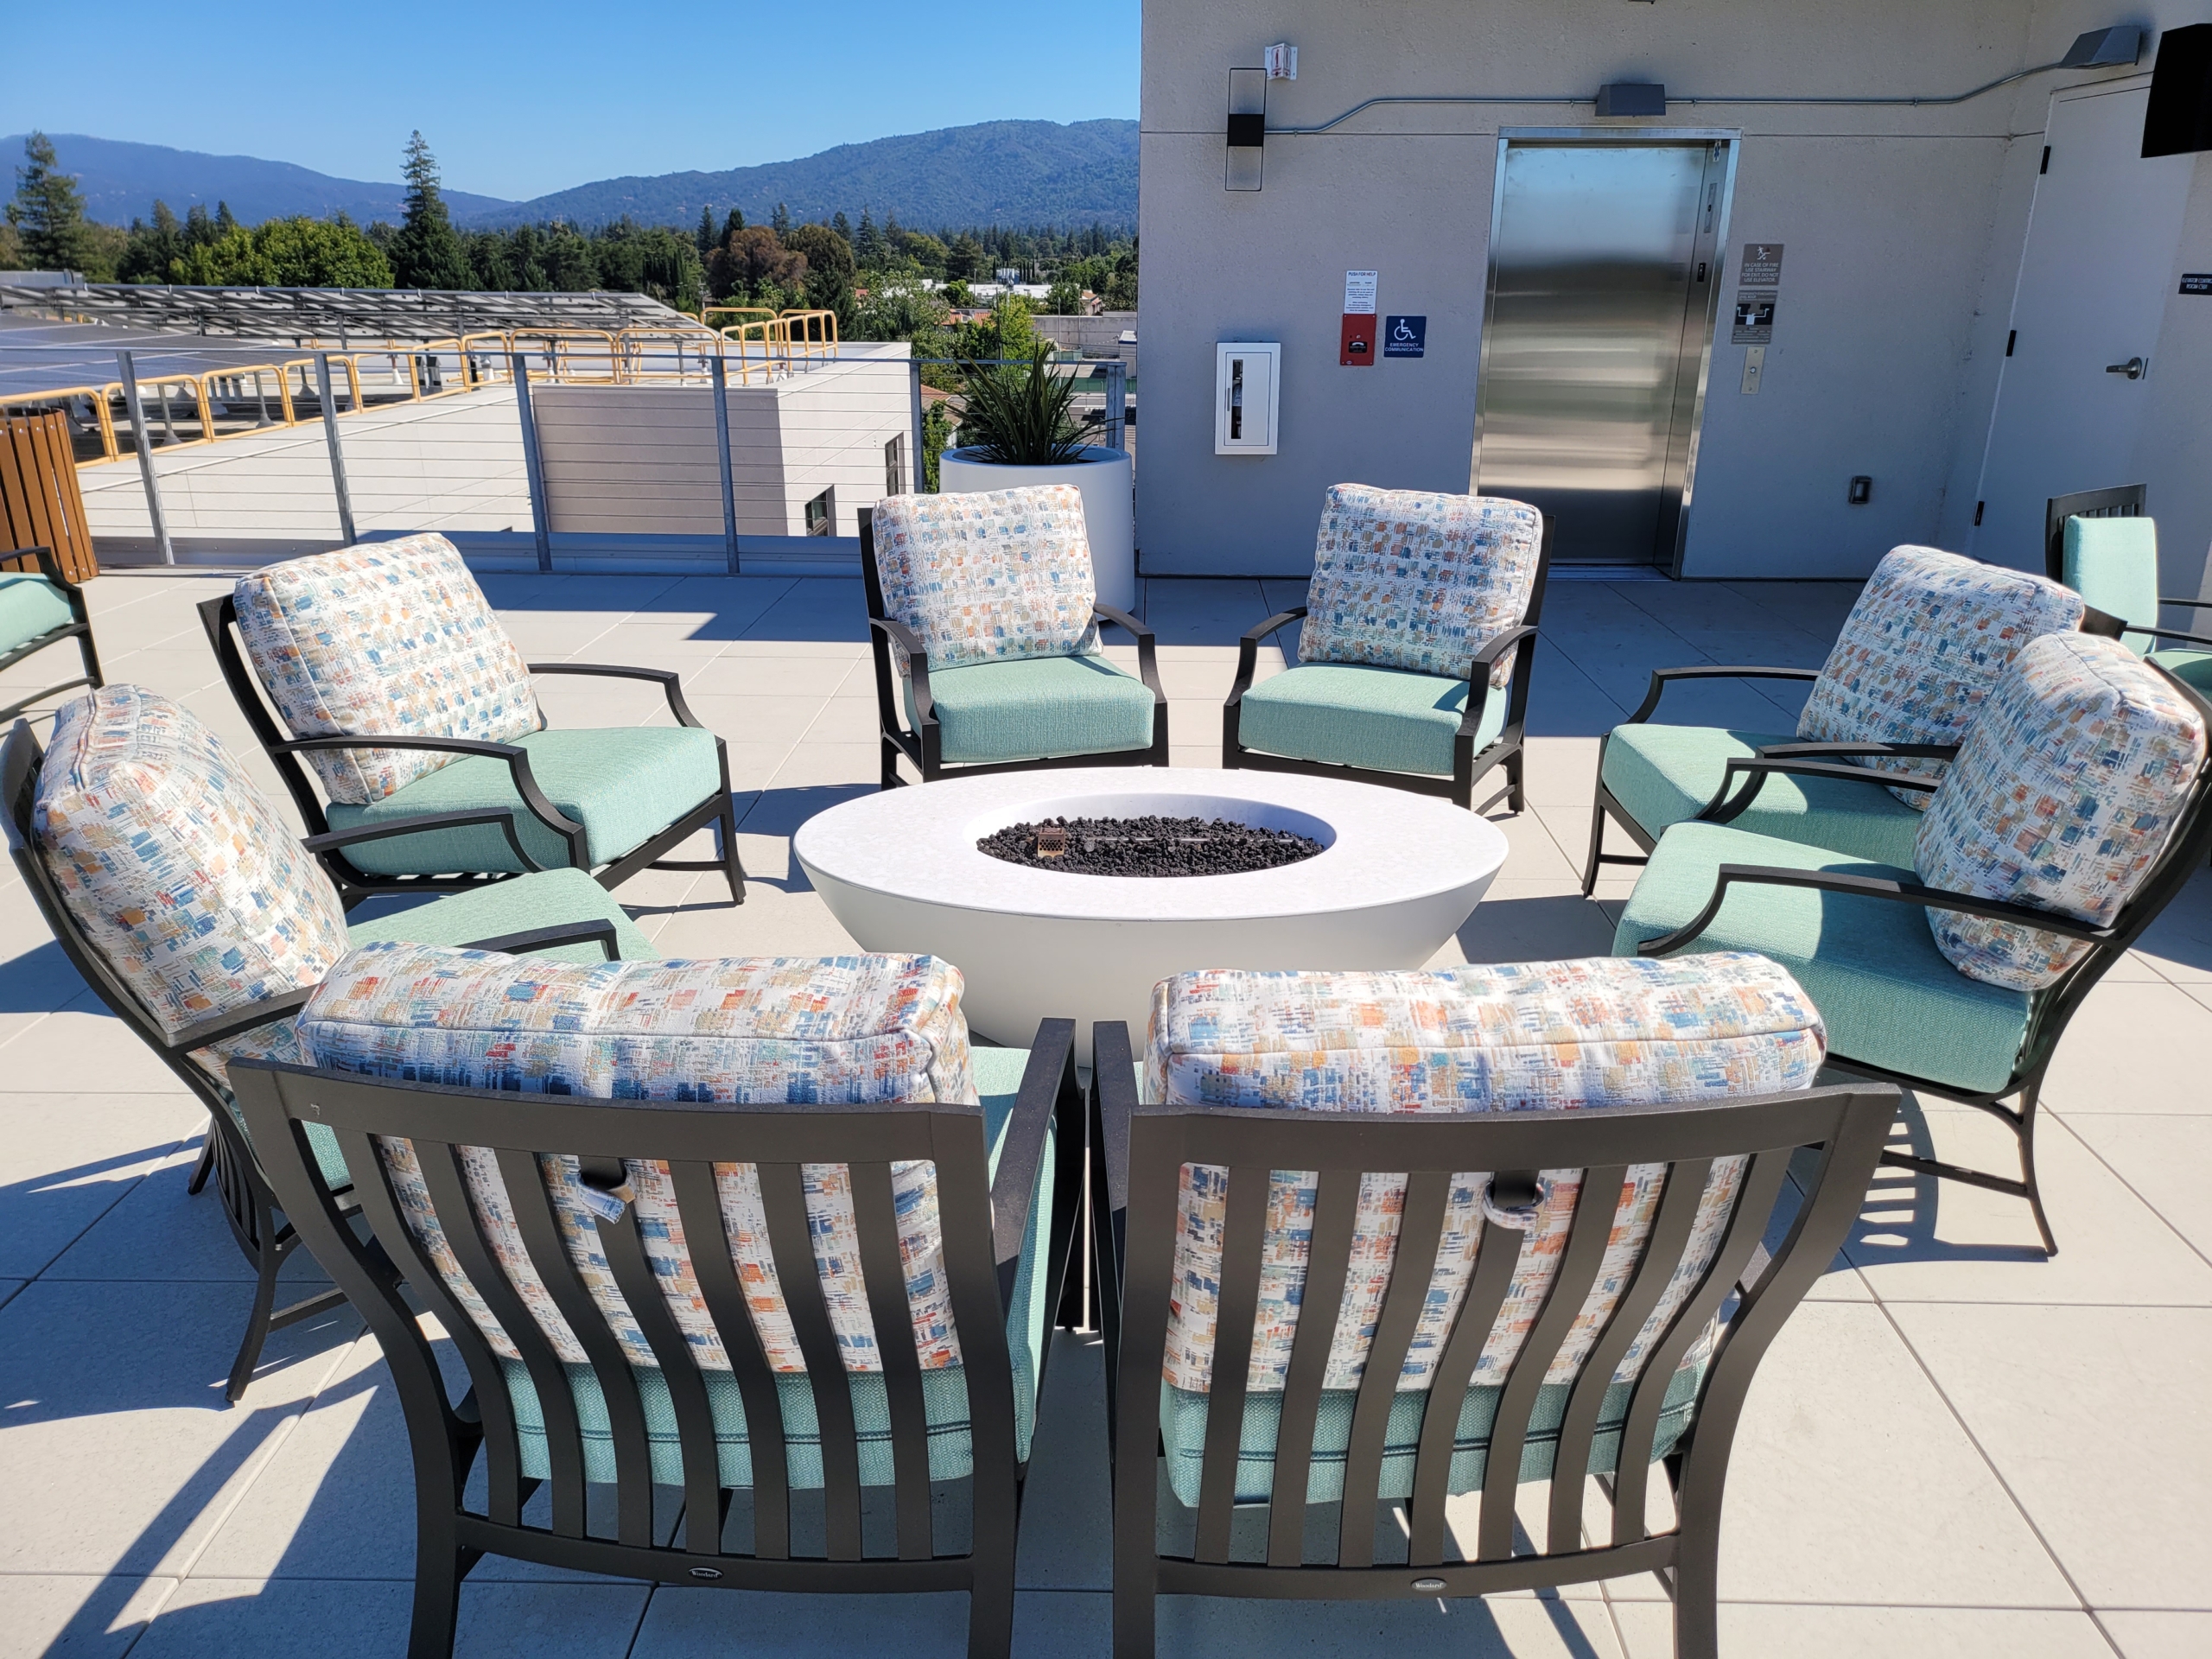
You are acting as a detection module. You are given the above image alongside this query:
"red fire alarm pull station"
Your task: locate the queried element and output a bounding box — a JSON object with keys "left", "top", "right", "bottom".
{"left": 1340, "top": 269, "right": 1379, "bottom": 366}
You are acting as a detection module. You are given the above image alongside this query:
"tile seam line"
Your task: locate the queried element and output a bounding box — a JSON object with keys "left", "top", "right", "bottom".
{"left": 1863, "top": 1281, "right": 2121, "bottom": 1653}
{"left": 2037, "top": 1109, "right": 2212, "bottom": 1274}
{"left": 107, "top": 1573, "right": 187, "bottom": 1658}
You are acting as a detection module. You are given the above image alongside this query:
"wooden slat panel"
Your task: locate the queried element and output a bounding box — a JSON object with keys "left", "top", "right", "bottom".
{"left": 0, "top": 414, "right": 97, "bottom": 580}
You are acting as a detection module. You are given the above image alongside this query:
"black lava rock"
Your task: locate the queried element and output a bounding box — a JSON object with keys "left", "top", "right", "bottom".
{"left": 977, "top": 815, "right": 1323, "bottom": 877}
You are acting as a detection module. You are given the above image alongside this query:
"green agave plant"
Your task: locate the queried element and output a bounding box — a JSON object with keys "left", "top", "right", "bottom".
{"left": 954, "top": 343, "right": 1105, "bottom": 466}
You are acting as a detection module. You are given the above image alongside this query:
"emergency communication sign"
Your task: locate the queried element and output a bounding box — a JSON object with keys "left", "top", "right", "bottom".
{"left": 1383, "top": 315, "right": 1427, "bottom": 358}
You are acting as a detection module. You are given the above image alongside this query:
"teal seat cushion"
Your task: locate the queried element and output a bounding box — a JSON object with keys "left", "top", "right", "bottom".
{"left": 1612, "top": 822, "right": 2031, "bottom": 1095}
{"left": 906, "top": 653, "right": 1154, "bottom": 766}
{"left": 0, "top": 573, "right": 74, "bottom": 655}
{"left": 2150, "top": 648, "right": 2212, "bottom": 696}
{"left": 500, "top": 1043, "right": 1056, "bottom": 1488}
{"left": 2064, "top": 516, "right": 2159, "bottom": 655}
{"left": 1160, "top": 1363, "right": 1702, "bottom": 1508}
{"left": 345, "top": 867, "right": 657, "bottom": 963}
{"left": 1238, "top": 663, "right": 1505, "bottom": 777}
{"left": 1601, "top": 723, "right": 1925, "bottom": 867}
{"left": 324, "top": 725, "right": 721, "bottom": 876}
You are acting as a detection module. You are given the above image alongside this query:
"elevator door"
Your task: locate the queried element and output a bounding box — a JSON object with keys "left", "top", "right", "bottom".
{"left": 1472, "top": 140, "right": 1729, "bottom": 567}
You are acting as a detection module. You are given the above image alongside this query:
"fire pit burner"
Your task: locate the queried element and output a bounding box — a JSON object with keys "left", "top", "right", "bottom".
{"left": 978, "top": 814, "right": 1324, "bottom": 877}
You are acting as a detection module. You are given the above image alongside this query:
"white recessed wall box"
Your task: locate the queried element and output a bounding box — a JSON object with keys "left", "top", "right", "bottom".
{"left": 1215, "top": 341, "right": 1281, "bottom": 455}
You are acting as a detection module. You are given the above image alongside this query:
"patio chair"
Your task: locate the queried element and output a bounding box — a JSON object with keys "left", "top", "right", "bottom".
{"left": 1223, "top": 486, "right": 1554, "bottom": 811}
{"left": 1093, "top": 957, "right": 1895, "bottom": 1659}
{"left": 1582, "top": 544, "right": 2095, "bottom": 892}
{"left": 2045, "top": 491, "right": 2212, "bottom": 694}
{"left": 198, "top": 532, "right": 745, "bottom": 905}
{"left": 0, "top": 543, "right": 102, "bottom": 723}
{"left": 861, "top": 485, "right": 1166, "bottom": 787}
{"left": 4, "top": 684, "right": 657, "bottom": 1401}
{"left": 232, "top": 941, "right": 1084, "bottom": 1659}
{"left": 1616, "top": 631, "right": 2212, "bottom": 1255}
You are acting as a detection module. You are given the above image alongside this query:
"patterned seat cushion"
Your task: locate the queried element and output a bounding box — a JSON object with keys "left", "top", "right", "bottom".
{"left": 1915, "top": 632, "right": 2208, "bottom": 992}
{"left": 234, "top": 533, "right": 540, "bottom": 805}
{"left": 1795, "top": 545, "right": 2084, "bottom": 807}
{"left": 31, "top": 685, "right": 351, "bottom": 1081}
{"left": 869, "top": 486, "right": 1099, "bottom": 674}
{"left": 297, "top": 943, "right": 978, "bottom": 1377}
{"left": 1297, "top": 486, "right": 1543, "bottom": 691}
{"left": 1144, "top": 955, "right": 1823, "bottom": 1402}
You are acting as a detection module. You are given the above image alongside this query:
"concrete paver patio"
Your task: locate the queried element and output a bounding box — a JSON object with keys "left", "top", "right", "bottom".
{"left": 1, "top": 567, "right": 2207, "bottom": 1657}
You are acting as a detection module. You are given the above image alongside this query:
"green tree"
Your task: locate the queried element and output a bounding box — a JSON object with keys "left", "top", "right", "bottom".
{"left": 722, "top": 207, "right": 745, "bottom": 240}
{"left": 387, "top": 131, "right": 472, "bottom": 289}
{"left": 831, "top": 210, "right": 851, "bottom": 243}
{"left": 943, "top": 232, "right": 984, "bottom": 282}
{"left": 695, "top": 206, "right": 715, "bottom": 258}
{"left": 214, "top": 200, "right": 238, "bottom": 235}
{"left": 167, "top": 215, "right": 393, "bottom": 287}
{"left": 7, "top": 131, "right": 99, "bottom": 273}
{"left": 1103, "top": 241, "right": 1137, "bottom": 311}
{"left": 118, "top": 200, "right": 185, "bottom": 283}
{"left": 771, "top": 201, "right": 791, "bottom": 236}
{"left": 783, "top": 222, "right": 855, "bottom": 323}
{"left": 853, "top": 207, "right": 884, "bottom": 268}
{"left": 1043, "top": 279, "right": 1081, "bottom": 315}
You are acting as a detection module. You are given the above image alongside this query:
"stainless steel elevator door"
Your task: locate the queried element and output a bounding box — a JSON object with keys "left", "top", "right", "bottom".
{"left": 1473, "top": 141, "right": 1727, "bottom": 566}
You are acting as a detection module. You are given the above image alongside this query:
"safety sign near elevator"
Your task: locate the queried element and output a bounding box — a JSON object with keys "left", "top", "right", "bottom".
{"left": 1732, "top": 242, "right": 1782, "bottom": 344}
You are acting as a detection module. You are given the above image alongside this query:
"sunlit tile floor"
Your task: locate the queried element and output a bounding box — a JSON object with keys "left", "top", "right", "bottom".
{"left": 2, "top": 568, "right": 2208, "bottom": 1657}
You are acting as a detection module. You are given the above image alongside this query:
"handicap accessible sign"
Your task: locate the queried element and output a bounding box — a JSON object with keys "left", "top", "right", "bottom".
{"left": 1383, "top": 315, "right": 1427, "bottom": 358}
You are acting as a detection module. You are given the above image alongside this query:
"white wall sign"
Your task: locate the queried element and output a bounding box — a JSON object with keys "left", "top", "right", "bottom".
{"left": 1343, "top": 270, "right": 1378, "bottom": 315}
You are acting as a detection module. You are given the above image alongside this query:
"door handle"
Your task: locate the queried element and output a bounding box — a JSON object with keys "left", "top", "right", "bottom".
{"left": 2106, "top": 357, "right": 2145, "bottom": 380}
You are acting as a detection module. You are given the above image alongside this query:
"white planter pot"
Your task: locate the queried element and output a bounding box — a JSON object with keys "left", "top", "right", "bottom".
{"left": 938, "top": 445, "right": 1135, "bottom": 613}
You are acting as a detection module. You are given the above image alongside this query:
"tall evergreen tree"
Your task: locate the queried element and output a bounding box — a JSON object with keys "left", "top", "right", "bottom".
{"left": 831, "top": 210, "right": 851, "bottom": 243}
{"left": 854, "top": 206, "right": 882, "bottom": 267}
{"left": 771, "top": 201, "right": 791, "bottom": 236}
{"left": 387, "top": 131, "right": 473, "bottom": 289}
{"left": 7, "top": 131, "right": 98, "bottom": 273}
{"left": 723, "top": 207, "right": 745, "bottom": 240}
{"left": 214, "top": 200, "right": 238, "bottom": 234}
{"left": 696, "top": 206, "right": 715, "bottom": 257}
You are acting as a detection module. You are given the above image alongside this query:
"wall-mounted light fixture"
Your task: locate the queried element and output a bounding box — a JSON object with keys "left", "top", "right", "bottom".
{"left": 2060, "top": 25, "right": 2143, "bottom": 68}
{"left": 1596, "top": 81, "right": 1668, "bottom": 117}
{"left": 1227, "top": 67, "right": 1267, "bottom": 190}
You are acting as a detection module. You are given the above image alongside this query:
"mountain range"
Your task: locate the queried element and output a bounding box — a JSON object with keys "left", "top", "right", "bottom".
{"left": 7, "top": 123, "right": 1139, "bottom": 233}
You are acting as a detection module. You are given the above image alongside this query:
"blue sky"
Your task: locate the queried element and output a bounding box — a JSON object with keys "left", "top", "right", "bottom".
{"left": 1, "top": 0, "right": 1141, "bottom": 201}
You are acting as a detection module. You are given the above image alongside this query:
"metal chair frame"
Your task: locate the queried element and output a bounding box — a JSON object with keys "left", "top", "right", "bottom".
{"left": 1630, "top": 663, "right": 2212, "bottom": 1255}
{"left": 197, "top": 593, "right": 746, "bottom": 906}
{"left": 1090, "top": 1021, "right": 1896, "bottom": 1659}
{"left": 232, "top": 1019, "right": 1088, "bottom": 1659}
{"left": 1223, "top": 515, "right": 1554, "bottom": 813}
{"left": 860, "top": 516, "right": 1168, "bottom": 790}
{"left": 3, "top": 718, "right": 627, "bottom": 1401}
{"left": 0, "top": 543, "right": 103, "bottom": 723}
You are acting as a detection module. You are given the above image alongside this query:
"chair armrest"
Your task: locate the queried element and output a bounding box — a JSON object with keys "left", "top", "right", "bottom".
{"left": 526, "top": 661, "right": 704, "bottom": 728}
{"left": 1092, "top": 602, "right": 1166, "bottom": 701}
{"left": 165, "top": 988, "right": 317, "bottom": 1055}
{"left": 1626, "top": 664, "right": 1821, "bottom": 725}
{"left": 1635, "top": 861, "right": 2116, "bottom": 959}
{"left": 2138, "top": 624, "right": 2212, "bottom": 651}
{"left": 12, "top": 543, "right": 81, "bottom": 598}
{"left": 273, "top": 735, "right": 588, "bottom": 868}
{"left": 303, "top": 807, "right": 544, "bottom": 873}
{"left": 458, "top": 919, "right": 623, "bottom": 961}
{"left": 1697, "top": 757, "right": 1940, "bottom": 826}
{"left": 1752, "top": 741, "right": 1960, "bottom": 761}
{"left": 2158, "top": 596, "right": 2212, "bottom": 613}
{"left": 1227, "top": 607, "right": 1308, "bottom": 708}
{"left": 988, "top": 1018, "right": 1080, "bottom": 1317}
{"left": 1090, "top": 1020, "right": 1136, "bottom": 1271}
{"left": 1458, "top": 624, "right": 1541, "bottom": 738}
{"left": 867, "top": 616, "right": 934, "bottom": 728}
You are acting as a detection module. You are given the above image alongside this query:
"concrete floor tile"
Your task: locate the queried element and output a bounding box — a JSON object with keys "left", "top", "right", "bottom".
{"left": 134, "top": 1576, "right": 649, "bottom": 1657}
{"left": 1519, "top": 736, "right": 1602, "bottom": 808}
{"left": 1609, "top": 1602, "right": 2107, "bottom": 1658}
{"left": 0, "top": 1092, "right": 206, "bottom": 1279}
{"left": 0, "top": 1573, "right": 175, "bottom": 1656}
{"left": 1605, "top": 1300, "right": 2078, "bottom": 1608}
{"left": 2062, "top": 1113, "right": 2212, "bottom": 1263}
{"left": 631, "top": 1585, "right": 976, "bottom": 1656}
{"left": 671, "top": 693, "right": 838, "bottom": 748}
{"left": 1154, "top": 1591, "right": 1624, "bottom": 1657}
{"left": 1016, "top": 1333, "right": 1111, "bottom": 1591}
{"left": 680, "top": 652, "right": 863, "bottom": 698}
{"left": 1888, "top": 1303, "right": 2212, "bottom": 1609}
{"left": 2041, "top": 980, "right": 2212, "bottom": 1114}
{"left": 41, "top": 1143, "right": 331, "bottom": 1289}
{"left": 1841, "top": 1109, "right": 2212, "bottom": 1301}
{"left": 1451, "top": 882, "right": 1624, "bottom": 965}
{"left": 0, "top": 1004, "right": 194, "bottom": 1096}
{"left": 1529, "top": 805, "right": 1639, "bottom": 899}
{"left": 2127, "top": 869, "right": 2212, "bottom": 983}
{"left": 1488, "top": 807, "right": 1580, "bottom": 883}
{"left": 0, "top": 1279, "right": 360, "bottom": 1574}
{"left": 766, "top": 741, "right": 880, "bottom": 790}
{"left": 2099, "top": 1610, "right": 2212, "bottom": 1657}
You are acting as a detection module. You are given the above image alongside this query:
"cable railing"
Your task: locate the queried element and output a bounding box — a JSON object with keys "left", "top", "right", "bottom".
{"left": 1, "top": 318, "right": 848, "bottom": 465}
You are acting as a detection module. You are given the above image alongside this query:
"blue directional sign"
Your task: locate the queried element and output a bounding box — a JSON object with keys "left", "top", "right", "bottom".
{"left": 1382, "top": 315, "right": 1427, "bottom": 358}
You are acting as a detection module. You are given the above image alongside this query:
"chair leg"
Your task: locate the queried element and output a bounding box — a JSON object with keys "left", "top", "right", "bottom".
{"left": 226, "top": 1222, "right": 286, "bottom": 1402}
{"left": 881, "top": 737, "right": 905, "bottom": 791}
{"left": 966, "top": 1566, "right": 1015, "bottom": 1659}
{"left": 2016, "top": 1083, "right": 2058, "bottom": 1258}
{"left": 187, "top": 1133, "right": 215, "bottom": 1196}
{"left": 1505, "top": 747, "right": 1527, "bottom": 815}
{"left": 405, "top": 1515, "right": 468, "bottom": 1659}
{"left": 1671, "top": 1517, "right": 1721, "bottom": 1659}
{"left": 1111, "top": 1566, "right": 1157, "bottom": 1659}
{"left": 1580, "top": 798, "right": 1609, "bottom": 897}
{"left": 717, "top": 796, "right": 747, "bottom": 906}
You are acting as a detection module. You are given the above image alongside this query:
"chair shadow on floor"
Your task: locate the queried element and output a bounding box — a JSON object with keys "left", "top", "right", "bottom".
{"left": 1834, "top": 1091, "right": 2051, "bottom": 1268}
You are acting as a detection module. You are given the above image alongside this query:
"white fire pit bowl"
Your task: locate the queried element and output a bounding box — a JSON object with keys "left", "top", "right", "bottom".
{"left": 793, "top": 767, "right": 1508, "bottom": 1057}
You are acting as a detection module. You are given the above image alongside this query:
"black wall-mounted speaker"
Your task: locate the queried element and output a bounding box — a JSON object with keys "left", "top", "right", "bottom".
{"left": 2143, "top": 23, "right": 2212, "bottom": 158}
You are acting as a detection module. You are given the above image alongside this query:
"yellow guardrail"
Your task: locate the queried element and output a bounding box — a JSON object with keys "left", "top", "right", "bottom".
{"left": 10, "top": 315, "right": 835, "bottom": 467}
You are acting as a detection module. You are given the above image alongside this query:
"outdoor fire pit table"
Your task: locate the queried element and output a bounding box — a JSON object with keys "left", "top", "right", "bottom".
{"left": 793, "top": 766, "right": 1508, "bottom": 1055}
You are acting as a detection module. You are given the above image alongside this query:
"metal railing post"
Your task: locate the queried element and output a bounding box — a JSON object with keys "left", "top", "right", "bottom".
{"left": 511, "top": 350, "right": 554, "bottom": 574}
{"left": 315, "top": 353, "right": 357, "bottom": 546}
{"left": 1106, "top": 359, "right": 1127, "bottom": 453}
{"left": 710, "top": 353, "right": 741, "bottom": 574}
{"left": 909, "top": 356, "right": 925, "bottom": 493}
{"left": 114, "top": 351, "right": 175, "bottom": 566}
